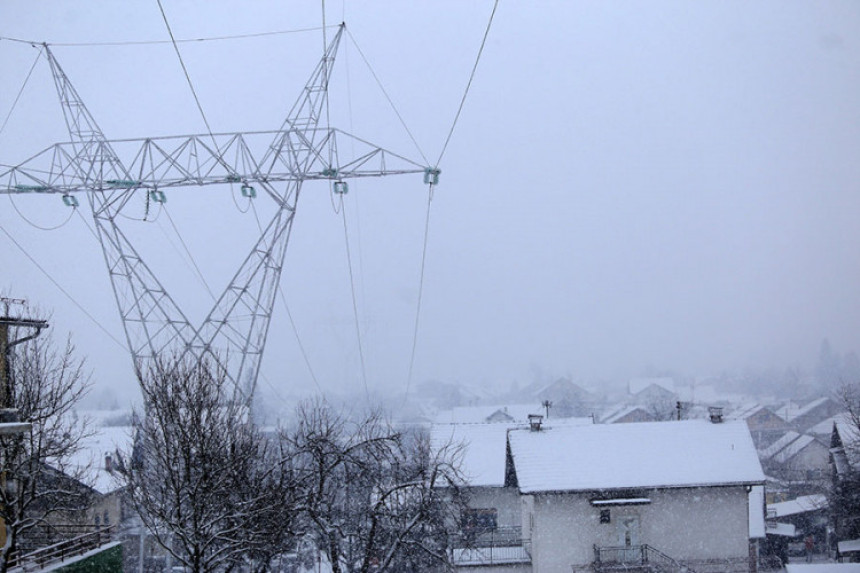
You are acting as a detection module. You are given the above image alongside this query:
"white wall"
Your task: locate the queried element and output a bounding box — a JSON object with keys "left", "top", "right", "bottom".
{"left": 527, "top": 486, "right": 751, "bottom": 572}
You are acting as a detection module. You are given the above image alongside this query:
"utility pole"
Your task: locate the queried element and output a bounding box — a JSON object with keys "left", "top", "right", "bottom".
{"left": 0, "top": 298, "right": 48, "bottom": 409}
{"left": 542, "top": 400, "right": 553, "bottom": 419}
{"left": 0, "top": 298, "right": 44, "bottom": 551}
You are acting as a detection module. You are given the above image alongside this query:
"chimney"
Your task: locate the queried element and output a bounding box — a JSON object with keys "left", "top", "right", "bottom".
{"left": 105, "top": 452, "right": 112, "bottom": 473}
{"left": 708, "top": 406, "right": 723, "bottom": 424}
{"left": 528, "top": 414, "right": 543, "bottom": 432}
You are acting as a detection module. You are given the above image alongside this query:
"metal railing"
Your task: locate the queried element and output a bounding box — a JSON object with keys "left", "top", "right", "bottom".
{"left": 593, "top": 544, "right": 692, "bottom": 573}
{"left": 9, "top": 526, "right": 114, "bottom": 571}
{"left": 450, "top": 526, "right": 531, "bottom": 566}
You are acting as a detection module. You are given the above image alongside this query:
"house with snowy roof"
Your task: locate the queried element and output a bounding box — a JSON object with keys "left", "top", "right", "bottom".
{"left": 766, "top": 494, "right": 829, "bottom": 554}
{"left": 788, "top": 397, "right": 844, "bottom": 433}
{"left": 505, "top": 418, "right": 765, "bottom": 573}
{"left": 728, "top": 404, "right": 789, "bottom": 448}
{"left": 829, "top": 420, "right": 860, "bottom": 547}
{"left": 627, "top": 378, "right": 678, "bottom": 412}
{"left": 430, "top": 422, "right": 531, "bottom": 571}
{"left": 435, "top": 404, "right": 543, "bottom": 425}
{"left": 531, "top": 378, "right": 598, "bottom": 418}
{"left": 600, "top": 404, "right": 654, "bottom": 424}
{"left": 757, "top": 430, "right": 829, "bottom": 482}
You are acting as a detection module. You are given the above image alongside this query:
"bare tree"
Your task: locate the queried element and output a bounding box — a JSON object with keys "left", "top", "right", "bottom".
{"left": 831, "top": 383, "right": 860, "bottom": 543}
{"left": 121, "top": 356, "right": 297, "bottom": 573}
{"left": 0, "top": 329, "right": 92, "bottom": 573}
{"left": 287, "top": 399, "right": 466, "bottom": 573}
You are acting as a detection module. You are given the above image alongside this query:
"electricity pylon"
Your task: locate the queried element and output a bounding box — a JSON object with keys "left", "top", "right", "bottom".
{"left": 0, "top": 25, "right": 430, "bottom": 405}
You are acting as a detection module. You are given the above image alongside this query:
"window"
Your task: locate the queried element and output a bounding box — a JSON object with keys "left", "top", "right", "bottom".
{"left": 600, "top": 509, "right": 611, "bottom": 524}
{"left": 462, "top": 508, "right": 498, "bottom": 533}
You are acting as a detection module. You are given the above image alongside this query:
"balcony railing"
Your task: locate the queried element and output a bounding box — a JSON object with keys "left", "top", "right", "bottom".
{"left": 593, "top": 544, "right": 752, "bottom": 573}
{"left": 450, "top": 526, "right": 531, "bottom": 566}
{"left": 8, "top": 526, "right": 115, "bottom": 571}
{"left": 593, "top": 544, "right": 689, "bottom": 573}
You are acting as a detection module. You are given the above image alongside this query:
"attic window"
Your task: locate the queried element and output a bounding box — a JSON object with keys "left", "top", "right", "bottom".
{"left": 600, "top": 509, "right": 611, "bottom": 523}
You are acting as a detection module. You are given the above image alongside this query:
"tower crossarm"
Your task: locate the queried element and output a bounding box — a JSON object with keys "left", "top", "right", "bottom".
{"left": 0, "top": 128, "right": 426, "bottom": 202}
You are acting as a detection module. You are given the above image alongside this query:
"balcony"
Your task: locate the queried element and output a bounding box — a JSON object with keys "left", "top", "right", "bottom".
{"left": 450, "top": 526, "right": 531, "bottom": 567}
{"left": 592, "top": 545, "right": 752, "bottom": 573}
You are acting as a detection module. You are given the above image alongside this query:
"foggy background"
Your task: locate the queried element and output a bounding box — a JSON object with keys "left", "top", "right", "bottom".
{"left": 1, "top": 1, "right": 859, "bottom": 411}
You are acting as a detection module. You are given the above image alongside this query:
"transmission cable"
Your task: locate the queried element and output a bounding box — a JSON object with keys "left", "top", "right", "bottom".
{"left": 161, "top": 207, "right": 217, "bottom": 301}
{"left": 339, "top": 196, "right": 370, "bottom": 398}
{"left": 0, "top": 221, "right": 127, "bottom": 350}
{"left": 403, "top": 0, "right": 500, "bottom": 402}
{"left": 74, "top": 208, "right": 101, "bottom": 242}
{"left": 7, "top": 195, "right": 75, "bottom": 231}
{"left": 155, "top": 0, "right": 223, "bottom": 157}
{"left": 435, "top": 0, "right": 499, "bottom": 166}
{"left": 0, "top": 26, "right": 332, "bottom": 48}
{"left": 0, "top": 47, "right": 43, "bottom": 139}
{"left": 344, "top": 28, "right": 430, "bottom": 166}
{"left": 404, "top": 186, "right": 434, "bottom": 398}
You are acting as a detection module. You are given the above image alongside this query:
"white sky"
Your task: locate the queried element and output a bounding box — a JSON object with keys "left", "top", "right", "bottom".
{"left": 1, "top": 2, "right": 859, "bottom": 407}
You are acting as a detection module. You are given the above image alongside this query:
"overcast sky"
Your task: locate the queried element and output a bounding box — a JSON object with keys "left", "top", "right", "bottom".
{"left": 1, "top": 2, "right": 859, "bottom": 406}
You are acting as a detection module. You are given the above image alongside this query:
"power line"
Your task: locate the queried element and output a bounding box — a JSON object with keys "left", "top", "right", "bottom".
{"left": 339, "top": 197, "right": 370, "bottom": 397}
{"left": 436, "top": 0, "right": 499, "bottom": 166}
{"left": 404, "top": 0, "right": 500, "bottom": 401}
{"left": 7, "top": 195, "right": 75, "bottom": 231}
{"left": 0, "top": 26, "right": 331, "bottom": 48}
{"left": 0, "top": 221, "right": 127, "bottom": 350}
{"left": 403, "top": 185, "right": 434, "bottom": 401}
{"left": 344, "top": 28, "right": 430, "bottom": 166}
{"left": 162, "top": 207, "right": 217, "bottom": 301}
{"left": 0, "top": 47, "right": 42, "bottom": 139}
{"left": 155, "top": 0, "right": 220, "bottom": 153}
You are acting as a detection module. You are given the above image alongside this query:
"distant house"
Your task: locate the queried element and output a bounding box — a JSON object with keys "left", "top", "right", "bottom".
{"left": 788, "top": 397, "right": 844, "bottom": 433}
{"left": 729, "top": 404, "right": 788, "bottom": 448}
{"left": 628, "top": 378, "right": 678, "bottom": 414}
{"left": 758, "top": 431, "right": 830, "bottom": 482}
{"left": 766, "top": 495, "right": 829, "bottom": 555}
{"left": 532, "top": 378, "right": 597, "bottom": 418}
{"left": 506, "top": 419, "right": 765, "bottom": 572}
{"left": 628, "top": 377, "right": 675, "bottom": 396}
{"left": 600, "top": 404, "right": 654, "bottom": 424}
{"left": 435, "top": 404, "right": 542, "bottom": 425}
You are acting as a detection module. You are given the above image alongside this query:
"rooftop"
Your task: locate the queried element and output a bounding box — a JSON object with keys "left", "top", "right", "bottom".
{"left": 507, "top": 419, "right": 764, "bottom": 494}
{"left": 767, "top": 494, "right": 828, "bottom": 518}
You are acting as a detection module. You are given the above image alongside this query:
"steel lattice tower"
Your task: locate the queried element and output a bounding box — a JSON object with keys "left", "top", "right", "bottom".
{"left": 0, "top": 25, "right": 429, "bottom": 404}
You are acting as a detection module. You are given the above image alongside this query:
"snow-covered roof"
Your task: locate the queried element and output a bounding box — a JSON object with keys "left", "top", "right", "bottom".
{"left": 628, "top": 377, "right": 675, "bottom": 395}
{"left": 786, "top": 397, "right": 831, "bottom": 422}
{"left": 759, "top": 431, "right": 801, "bottom": 460}
{"left": 786, "top": 565, "right": 860, "bottom": 573}
{"left": 772, "top": 435, "right": 820, "bottom": 464}
{"left": 430, "top": 423, "right": 514, "bottom": 487}
{"left": 838, "top": 539, "right": 860, "bottom": 553}
{"left": 601, "top": 405, "right": 647, "bottom": 424}
{"left": 728, "top": 402, "right": 762, "bottom": 421}
{"left": 767, "top": 494, "right": 828, "bottom": 518}
{"left": 434, "top": 404, "right": 541, "bottom": 425}
{"left": 507, "top": 419, "right": 764, "bottom": 494}
{"left": 66, "top": 425, "right": 134, "bottom": 495}
{"left": 749, "top": 485, "right": 766, "bottom": 539}
{"left": 766, "top": 522, "right": 796, "bottom": 537}
{"left": 811, "top": 413, "right": 853, "bottom": 437}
